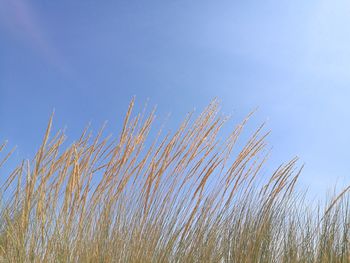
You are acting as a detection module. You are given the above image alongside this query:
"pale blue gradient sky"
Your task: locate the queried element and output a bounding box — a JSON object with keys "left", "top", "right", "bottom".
{"left": 1, "top": 0, "right": 350, "bottom": 197}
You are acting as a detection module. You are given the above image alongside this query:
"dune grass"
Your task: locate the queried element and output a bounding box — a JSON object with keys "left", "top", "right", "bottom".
{"left": 0, "top": 99, "right": 349, "bottom": 262}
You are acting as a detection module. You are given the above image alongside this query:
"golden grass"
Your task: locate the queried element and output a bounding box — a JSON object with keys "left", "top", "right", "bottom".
{"left": 0, "top": 99, "right": 349, "bottom": 262}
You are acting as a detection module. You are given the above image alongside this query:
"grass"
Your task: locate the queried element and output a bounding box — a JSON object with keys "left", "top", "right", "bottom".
{"left": 0, "top": 99, "right": 349, "bottom": 262}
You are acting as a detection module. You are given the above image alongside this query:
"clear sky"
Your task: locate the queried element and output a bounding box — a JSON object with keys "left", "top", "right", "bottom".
{"left": 1, "top": 0, "right": 350, "bottom": 197}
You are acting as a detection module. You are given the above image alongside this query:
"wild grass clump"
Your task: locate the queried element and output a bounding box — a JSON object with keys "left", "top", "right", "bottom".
{"left": 0, "top": 99, "right": 349, "bottom": 262}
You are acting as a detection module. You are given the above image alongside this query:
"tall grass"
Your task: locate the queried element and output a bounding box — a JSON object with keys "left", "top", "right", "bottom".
{"left": 0, "top": 99, "right": 349, "bottom": 262}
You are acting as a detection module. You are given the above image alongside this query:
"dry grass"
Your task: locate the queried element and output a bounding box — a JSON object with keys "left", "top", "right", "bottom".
{"left": 0, "top": 99, "right": 349, "bottom": 262}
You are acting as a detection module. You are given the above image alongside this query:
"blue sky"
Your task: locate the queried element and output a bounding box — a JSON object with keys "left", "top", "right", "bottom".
{"left": 1, "top": 0, "right": 350, "bottom": 197}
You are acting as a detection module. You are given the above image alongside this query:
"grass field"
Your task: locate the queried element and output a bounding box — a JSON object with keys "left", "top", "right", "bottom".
{"left": 0, "top": 99, "right": 349, "bottom": 262}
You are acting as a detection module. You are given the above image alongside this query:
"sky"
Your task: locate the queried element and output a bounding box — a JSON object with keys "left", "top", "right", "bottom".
{"left": 1, "top": 0, "right": 350, "bottom": 198}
